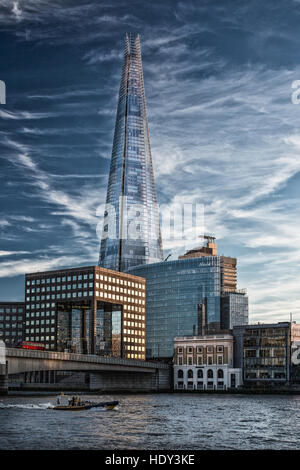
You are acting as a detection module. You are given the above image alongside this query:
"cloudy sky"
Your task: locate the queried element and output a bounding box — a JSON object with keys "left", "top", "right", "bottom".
{"left": 1, "top": 0, "right": 300, "bottom": 323}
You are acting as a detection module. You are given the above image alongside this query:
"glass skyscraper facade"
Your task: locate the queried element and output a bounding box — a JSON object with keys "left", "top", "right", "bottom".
{"left": 99, "top": 33, "right": 163, "bottom": 272}
{"left": 128, "top": 257, "right": 222, "bottom": 358}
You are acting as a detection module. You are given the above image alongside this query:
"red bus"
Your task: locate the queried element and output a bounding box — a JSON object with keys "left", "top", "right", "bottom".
{"left": 21, "top": 341, "right": 45, "bottom": 351}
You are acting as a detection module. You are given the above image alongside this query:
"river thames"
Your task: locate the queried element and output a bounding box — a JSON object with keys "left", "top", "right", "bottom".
{"left": 0, "top": 393, "right": 299, "bottom": 450}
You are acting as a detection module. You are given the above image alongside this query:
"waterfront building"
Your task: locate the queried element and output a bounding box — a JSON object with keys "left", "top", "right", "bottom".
{"left": 128, "top": 237, "right": 248, "bottom": 359}
{"left": 221, "top": 290, "right": 248, "bottom": 329}
{"left": 128, "top": 256, "right": 221, "bottom": 359}
{"left": 173, "top": 334, "right": 242, "bottom": 390}
{"left": 99, "top": 33, "right": 163, "bottom": 272}
{"left": 25, "top": 266, "right": 146, "bottom": 359}
{"left": 0, "top": 302, "right": 24, "bottom": 347}
{"left": 179, "top": 236, "right": 237, "bottom": 292}
{"left": 233, "top": 322, "right": 300, "bottom": 387}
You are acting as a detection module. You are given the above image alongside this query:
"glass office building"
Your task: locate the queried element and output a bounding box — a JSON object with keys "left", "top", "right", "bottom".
{"left": 221, "top": 291, "right": 248, "bottom": 329}
{"left": 232, "top": 323, "right": 300, "bottom": 386}
{"left": 128, "top": 257, "right": 222, "bottom": 358}
{"left": 99, "top": 33, "right": 163, "bottom": 272}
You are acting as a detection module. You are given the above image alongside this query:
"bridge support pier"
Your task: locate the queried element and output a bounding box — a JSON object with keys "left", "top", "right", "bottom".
{"left": 0, "top": 363, "right": 8, "bottom": 396}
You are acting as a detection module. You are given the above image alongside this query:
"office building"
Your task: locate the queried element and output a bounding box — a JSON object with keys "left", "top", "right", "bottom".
{"left": 233, "top": 322, "right": 300, "bottom": 387}
{"left": 99, "top": 33, "right": 163, "bottom": 272}
{"left": 25, "top": 266, "right": 146, "bottom": 359}
{"left": 128, "top": 256, "right": 221, "bottom": 358}
{"left": 128, "top": 237, "right": 248, "bottom": 359}
{"left": 179, "top": 236, "right": 237, "bottom": 292}
{"left": 0, "top": 302, "right": 24, "bottom": 348}
{"left": 173, "top": 333, "right": 242, "bottom": 390}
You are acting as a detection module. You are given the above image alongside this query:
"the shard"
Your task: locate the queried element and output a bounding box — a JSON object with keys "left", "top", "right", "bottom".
{"left": 99, "top": 33, "right": 164, "bottom": 271}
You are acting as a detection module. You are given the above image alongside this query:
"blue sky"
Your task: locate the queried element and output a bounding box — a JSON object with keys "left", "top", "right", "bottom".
{"left": 1, "top": 0, "right": 300, "bottom": 323}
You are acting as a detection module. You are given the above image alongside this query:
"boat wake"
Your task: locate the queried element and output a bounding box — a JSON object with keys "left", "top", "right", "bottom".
{"left": 0, "top": 402, "right": 54, "bottom": 410}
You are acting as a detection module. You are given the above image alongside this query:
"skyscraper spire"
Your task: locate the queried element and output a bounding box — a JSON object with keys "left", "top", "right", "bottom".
{"left": 99, "top": 33, "right": 164, "bottom": 271}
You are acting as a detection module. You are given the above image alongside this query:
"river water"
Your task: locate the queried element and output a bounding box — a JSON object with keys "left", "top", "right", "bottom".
{"left": 0, "top": 393, "right": 299, "bottom": 450}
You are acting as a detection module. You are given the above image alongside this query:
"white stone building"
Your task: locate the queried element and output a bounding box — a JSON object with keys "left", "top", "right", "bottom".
{"left": 173, "top": 334, "right": 242, "bottom": 390}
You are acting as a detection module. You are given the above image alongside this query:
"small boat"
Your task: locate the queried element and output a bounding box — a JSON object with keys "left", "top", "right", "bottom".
{"left": 52, "top": 404, "right": 87, "bottom": 411}
{"left": 50, "top": 395, "right": 119, "bottom": 411}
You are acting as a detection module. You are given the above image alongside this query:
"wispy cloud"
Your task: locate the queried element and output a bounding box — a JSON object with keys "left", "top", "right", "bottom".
{"left": 0, "top": 254, "right": 96, "bottom": 278}
{"left": 1, "top": 0, "right": 300, "bottom": 323}
{"left": 0, "top": 109, "right": 58, "bottom": 120}
{"left": 12, "top": 1, "right": 22, "bottom": 21}
{"left": 82, "top": 49, "right": 122, "bottom": 65}
{"left": 0, "top": 250, "right": 29, "bottom": 256}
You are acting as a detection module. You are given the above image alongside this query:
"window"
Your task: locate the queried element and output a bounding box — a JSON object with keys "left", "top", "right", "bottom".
{"left": 177, "top": 369, "right": 184, "bottom": 379}
{"left": 230, "top": 374, "right": 236, "bottom": 388}
{"left": 197, "top": 369, "right": 203, "bottom": 379}
{"left": 207, "top": 369, "right": 214, "bottom": 379}
{"left": 187, "top": 369, "right": 193, "bottom": 379}
{"left": 217, "top": 369, "right": 224, "bottom": 379}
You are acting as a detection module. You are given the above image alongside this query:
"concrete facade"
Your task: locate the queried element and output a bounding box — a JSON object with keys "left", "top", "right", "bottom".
{"left": 25, "top": 265, "right": 146, "bottom": 359}
{"left": 90, "top": 368, "right": 171, "bottom": 392}
{"left": 0, "top": 302, "right": 24, "bottom": 348}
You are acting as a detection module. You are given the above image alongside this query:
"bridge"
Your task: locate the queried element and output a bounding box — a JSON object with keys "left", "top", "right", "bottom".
{"left": 0, "top": 348, "right": 171, "bottom": 395}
